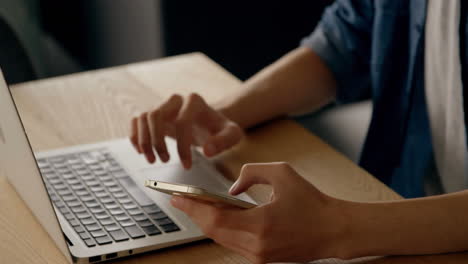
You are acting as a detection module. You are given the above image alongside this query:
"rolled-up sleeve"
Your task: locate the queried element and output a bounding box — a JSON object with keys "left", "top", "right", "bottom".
{"left": 301, "top": 0, "right": 374, "bottom": 104}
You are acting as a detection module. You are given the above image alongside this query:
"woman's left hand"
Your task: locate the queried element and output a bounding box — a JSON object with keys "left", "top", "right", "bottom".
{"left": 170, "top": 162, "right": 351, "bottom": 263}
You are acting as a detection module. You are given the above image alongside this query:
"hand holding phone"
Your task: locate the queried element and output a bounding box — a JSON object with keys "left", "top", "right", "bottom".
{"left": 145, "top": 180, "right": 256, "bottom": 209}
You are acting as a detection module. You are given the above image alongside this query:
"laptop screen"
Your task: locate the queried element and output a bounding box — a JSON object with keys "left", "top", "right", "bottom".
{"left": 0, "top": 71, "right": 72, "bottom": 263}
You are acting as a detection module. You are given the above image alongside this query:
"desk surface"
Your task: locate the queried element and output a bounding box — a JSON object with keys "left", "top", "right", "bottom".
{"left": 1, "top": 53, "right": 466, "bottom": 263}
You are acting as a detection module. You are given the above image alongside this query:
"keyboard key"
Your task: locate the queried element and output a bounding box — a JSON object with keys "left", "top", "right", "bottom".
{"left": 142, "top": 205, "right": 161, "bottom": 214}
{"left": 124, "top": 225, "right": 145, "bottom": 239}
{"left": 66, "top": 200, "right": 81, "bottom": 207}
{"left": 132, "top": 214, "right": 149, "bottom": 222}
{"left": 57, "top": 189, "right": 72, "bottom": 196}
{"left": 75, "top": 190, "right": 90, "bottom": 196}
{"left": 83, "top": 238, "right": 96, "bottom": 247}
{"left": 84, "top": 199, "right": 99, "bottom": 207}
{"left": 43, "top": 172, "right": 58, "bottom": 179}
{"left": 69, "top": 219, "right": 80, "bottom": 227}
{"left": 122, "top": 202, "right": 137, "bottom": 210}
{"left": 71, "top": 164, "right": 85, "bottom": 171}
{"left": 62, "top": 173, "right": 75, "bottom": 179}
{"left": 81, "top": 154, "right": 98, "bottom": 164}
{"left": 94, "top": 169, "right": 107, "bottom": 176}
{"left": 104, "top": 223, "right": 120, "bottom": 232}
{"left": 58, "top": 168, "right": 72, "bottom": 174}
{"left": 79, "top": 173, "right": 93, "bottom": 180}
{"left": 85, "top": 180, "right": 100, "bottom": 187}
{"left": 62, "top": 194, "right": 76, "bottom": 202}
{"left": 59, "top": 207, "right": 70, "bottom": 214}
{"left": 114, "top": 213, "right": 130, "bottom": 221}
{"left": 128, "top": 208, "right": 143, "bottom": 216}
{"left": 117, "top": 197, "right": 132, "bottom": 204}
{"left": 95, "top": 211, "right": 109, "bottom": 219}
{"left": 67, "top": 179, "right": 81, "bottom": 186}
{"left": 137, "top": 219, "right": 154, "bottom": 227}
{"left": 76, "top": 212, "right": 91, "bottom": 219}
{"left": 148, "top": 211, "right": 167, "bottom": 220}
{"left": 49, "top": 178, "right": 63, "bottom": 185}
{"left": 70, "top": 205, "right": 87, "bottom": 213}
{"left": 104, "top": 202, "right": 119, "bottom": 210}
{"left": 119, "top": 219, "right": 135, "bottom": 227}
{"left": 99, "top": 217, "right": 115, "bottom": 226}
{"left": 73, "top": 225, "right": 85, "bottom": 233}
{"left": 108, "top": 186, "right": 123, "bottom": 193}
{"left": 63, "top": 213, "right": 74, "bottom": 220}
{"left": 71, "top": 184, "right": 86, "bottom": 191}
{"left": 36, "top": 159, "right": 49, "bottom": 168}
{"left": 109, "top": 229, "right": 129, "bottom": 242}
{"left": 54, "top": 200, "right": 65, "bottom": 208}
{"left": 89, "top": 206, "right": 105, "bottom": 214}
{"left": 90, "top": 230, "right": 107, "bottom": 238}
{"left": 95, "top": 235, "right": 112, "bottom": 245}
{"left": 49, "top": 193, "right": 60, "bottom": 202}
{"left": 90, "top": 186, "right": 105, "bottom": 192}
{"left": 118, "top": 177, "right": 153, "bottom": 206}
{"left": 79, "top": 232, "right": 91, "bottom": 240}
{"left": 113, "top": 192, "right": 127, "bottom": 198}
{"left": 155, "top": 218, "right": 173, "bottom": 226}
{"left": 160, "top": 224, "right": 180, "bottom": 233}
{"left": 94, "top": 170, "right": 108, "bottom": 177}
{"left": 99, "top": 196, "right": 114, "bottom": 204}
{"left": 109, "top": 208, "right": 124, "bottom": 215}
{"left": 142, "top": 225, "right": 161, "bottom": 236}
{"left": 99, "top": 174, "right": 113, "bottom": 181}
{"left": 85, "top": 223, "right": 102, "bottom": 232}
{"left": 103, "top": 181, "right": 118, "bottom": 188}
{"left": 95, "top": 191, "right": 110, "bottom": 198}
{"left": 81, "top": 217, "right": 96, "bottom": 225}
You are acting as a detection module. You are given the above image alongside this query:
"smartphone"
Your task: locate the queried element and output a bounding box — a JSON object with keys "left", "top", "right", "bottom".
{"left": 144, "top": 180, "right": 256, "bottom": 209}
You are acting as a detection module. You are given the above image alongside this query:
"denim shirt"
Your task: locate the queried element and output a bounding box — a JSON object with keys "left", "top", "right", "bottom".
{"left": 301, "top": 0, "right": 436, "bottom": 198}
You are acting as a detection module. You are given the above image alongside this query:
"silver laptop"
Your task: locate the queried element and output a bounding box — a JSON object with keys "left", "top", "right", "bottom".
{"left": 0, "top": 71, "right": 255, "bottom": 263}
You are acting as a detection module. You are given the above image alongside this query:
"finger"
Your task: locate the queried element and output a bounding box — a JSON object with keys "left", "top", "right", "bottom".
{"left": 170, "top": 196, "right": 255, "bottom": 231}
{"left": 154, "top": 95, "right": 183, "bottom": 162}
{"left": 130, "top": 117, "right": 141, "bottom": 153}
{"left": 203, "top": 122, "right": 243, "bottom": 157}
{"left": 138, "top": 113, "right": 156, "bottom": 163}
{"left": 175, "top": 119, "right": 193, "bottom": 169}
{"left": 229, "top": 162, "right": 293, "bottom": 195}
{"left": 175, "top": 95, "right": 201, "bottom": 169}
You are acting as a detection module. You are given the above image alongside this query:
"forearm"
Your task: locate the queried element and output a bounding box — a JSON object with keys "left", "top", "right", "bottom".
{"left": 341, "top": 191, "right": 468, "bottom": 258}
{"left": 217, "top": 47, "right": 337, "bottom": 129}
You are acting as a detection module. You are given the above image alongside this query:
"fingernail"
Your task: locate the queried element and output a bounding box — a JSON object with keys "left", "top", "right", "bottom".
{"left": 205, "top": 143, "right": 216, "bottom": 156}
{"left": 182, "top": 160, "right": 191, "bottom": 169}
{"left": 229, "top": 180, "right": 239, "bottom": 194}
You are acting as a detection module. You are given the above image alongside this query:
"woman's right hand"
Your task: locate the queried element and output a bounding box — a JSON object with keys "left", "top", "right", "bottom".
{"left": 130, "top": 93, "right": 244, "bottom": 169}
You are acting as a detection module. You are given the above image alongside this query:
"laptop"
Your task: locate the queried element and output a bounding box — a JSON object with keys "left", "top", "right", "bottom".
{"left": 0, "top": 71, "right": 256, "bottom": 263}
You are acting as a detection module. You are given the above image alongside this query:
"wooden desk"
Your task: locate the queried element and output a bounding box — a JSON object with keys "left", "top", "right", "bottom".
{"left": 1, "top": 53, "right": 467, "bottom": 263}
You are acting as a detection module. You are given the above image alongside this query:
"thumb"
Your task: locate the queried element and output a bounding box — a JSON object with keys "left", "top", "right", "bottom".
{"left": 229, "top": 162, "right": 292, "bottom": 195}
{"left": 203, "top": 122, "right": 243, "bottom": 157}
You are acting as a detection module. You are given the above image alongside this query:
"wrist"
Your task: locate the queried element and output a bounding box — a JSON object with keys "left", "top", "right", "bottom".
{"left": 328, "top": 199, "right": 368, "bottom": 260}
{"left": 214, "top": 95, "right": 252, "bottom": 129}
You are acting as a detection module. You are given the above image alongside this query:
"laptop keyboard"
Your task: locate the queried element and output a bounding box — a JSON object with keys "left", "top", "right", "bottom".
{"left": 37, "top": 149, "right": 180, "bottom": 247}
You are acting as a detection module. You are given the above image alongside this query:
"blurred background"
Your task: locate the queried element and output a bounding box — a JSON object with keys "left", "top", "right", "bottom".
{"left": 2, "top": 0, "right": 373, "bottom": 164}
{"left": 0, "top": 0, "right": 331, "bottom": 84}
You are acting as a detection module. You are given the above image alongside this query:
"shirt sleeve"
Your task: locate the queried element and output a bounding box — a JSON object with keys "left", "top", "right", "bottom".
{"left": 301, "top": 0, "right": 374, "bottom": 104}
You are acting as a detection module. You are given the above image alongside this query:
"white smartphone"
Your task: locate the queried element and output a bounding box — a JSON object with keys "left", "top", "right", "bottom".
{"left": 144, "top": 180, "right": 256, "bottom": 209}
